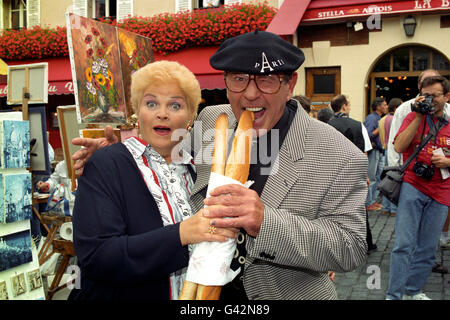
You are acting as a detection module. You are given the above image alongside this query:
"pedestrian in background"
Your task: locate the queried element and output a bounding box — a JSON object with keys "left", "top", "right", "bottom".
{"left": 364, "top": 97, "right": 388, "bottom": 211}
{"left": 378, "top": 97, "right": 402, "bottom": 216}
{"left": 386, "top": 76, "right": 450, "bottom": 300}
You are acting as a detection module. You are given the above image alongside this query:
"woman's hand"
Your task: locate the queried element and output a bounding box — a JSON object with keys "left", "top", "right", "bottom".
{"left": 179, "top": 208, "right": 239, "bottom": 246}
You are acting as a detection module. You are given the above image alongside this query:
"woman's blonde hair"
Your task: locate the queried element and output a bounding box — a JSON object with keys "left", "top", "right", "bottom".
{"left": 130, "top": 60, "right": 201, "bottom": 123}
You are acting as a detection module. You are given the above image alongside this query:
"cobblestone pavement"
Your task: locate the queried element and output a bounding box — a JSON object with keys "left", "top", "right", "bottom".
{"left": 333, "top": 209, "right": 450, "bottom": 300}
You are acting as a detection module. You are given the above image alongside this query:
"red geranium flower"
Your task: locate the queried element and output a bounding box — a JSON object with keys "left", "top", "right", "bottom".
{"left": 86, "top": 48, "right": 94, "bottom": 58}
{"left": 85, "top": 35, "right": 93, "bottom": 44}
{"left": 97, "top": 48, "right": 104, "bottom": 56}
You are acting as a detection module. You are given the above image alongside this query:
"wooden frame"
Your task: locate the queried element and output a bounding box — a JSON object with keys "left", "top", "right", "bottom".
{"left": 7, "top": 63, "right": 48, "bottom": 105}
{"left": 29, "top": 106, "right": 51, "bottom": 175}
{"left": 57, "top": 105, "right": 85, "bottom": 179}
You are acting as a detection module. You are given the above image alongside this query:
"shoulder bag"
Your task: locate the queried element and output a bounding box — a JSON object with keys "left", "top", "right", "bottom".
{"left": 378, "top": 115, "right": 447, "bottom": 205}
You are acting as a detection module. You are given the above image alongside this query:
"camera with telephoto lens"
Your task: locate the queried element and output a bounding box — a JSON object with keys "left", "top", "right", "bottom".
{"left": 411, "top": 95, "right": 434, "bottom": 115}
{"left": 412, "top": 161, "right": 434, "bottom": 180}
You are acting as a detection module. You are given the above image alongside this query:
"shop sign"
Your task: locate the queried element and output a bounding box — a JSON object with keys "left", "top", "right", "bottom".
{"left": 303, "top": 0, "right": 450, "bottom": 22}
{"left": 0, "top": 81, "right": 74, "bottom": 97}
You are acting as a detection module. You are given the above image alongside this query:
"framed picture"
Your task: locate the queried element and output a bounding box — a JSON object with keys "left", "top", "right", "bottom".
{"left": 7, "top": 63, "right": 48, "bottom": 105}
{"left": 0, "top": 281, "right": 8, "bottom": 300}
{"left": 11, "top": 273, "right": 27, "bottom": 297}
{"left": 0, "top": 230, "right": 32, "bottom": 272}
{"left": 27, "top": 269, "right": 43, "bottom": 291}
{"left": 66, "top": 13, "right": 153, "bottom": 125}
{"left": 29, "top": 106, "right": 51, "bottom": 175}
{"left": 0, "top": 119, "right": 30, "bottom": 169}
{"left": 57, "top": 105, "right": 86, "bottom": 179}
{"left": 1, "top": 173, "right": 33, "bottom": 224}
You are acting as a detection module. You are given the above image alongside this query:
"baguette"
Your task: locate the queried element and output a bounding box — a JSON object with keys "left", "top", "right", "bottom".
{"left": 180, "top": 111, "right": 254, "bottom": 301}
{"left": 179, "top": 114, "right": 229, "bottom": 300}
{"left": 225, "top": 110, "right": 254, "bottom": 183}
{"left": 211, "top": 113, "right": 229, "bottom": 175}
{"left": 195, "top": 110, "right": 254, "bottom": 301}
{"left": 178, "top": 280, "right": 198, "bottom": 300}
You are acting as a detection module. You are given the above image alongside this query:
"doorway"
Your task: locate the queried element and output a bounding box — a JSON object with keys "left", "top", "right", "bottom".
{"left": 368, "top": 45, "right": 450, "bottom": 114}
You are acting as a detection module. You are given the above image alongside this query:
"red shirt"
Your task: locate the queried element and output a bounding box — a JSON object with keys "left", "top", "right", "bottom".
{"left": 395, "top": 113, "right": 450, "bottom": 206}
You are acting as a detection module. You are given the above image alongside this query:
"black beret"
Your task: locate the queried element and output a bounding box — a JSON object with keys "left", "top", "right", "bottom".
{"left": 210, "top": 30, "right": 305, "bottom": 74}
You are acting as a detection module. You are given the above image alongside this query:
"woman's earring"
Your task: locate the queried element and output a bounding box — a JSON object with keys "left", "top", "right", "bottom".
{"left": 186, "top": 124, "right": 192, "bottom": 132}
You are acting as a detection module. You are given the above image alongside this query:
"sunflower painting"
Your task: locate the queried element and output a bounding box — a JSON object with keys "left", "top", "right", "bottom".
{"left": 67, "top": 14, "right": 153, "bottom": 125}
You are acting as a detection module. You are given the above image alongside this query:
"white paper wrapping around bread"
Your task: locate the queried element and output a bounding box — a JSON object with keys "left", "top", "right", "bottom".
{"left": 186, "top": 172, "right": 253, "bottom": 286}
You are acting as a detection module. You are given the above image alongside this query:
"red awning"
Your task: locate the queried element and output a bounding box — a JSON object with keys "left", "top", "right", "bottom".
{"left": 266, "top": 0, "right": 311, "bottom": 36}
{"left": 0, "top": 57, "right": 74, "bottom": 97}
{"left": 154, "top": 46, "right": 224, "bottom": 90}
{"left": 0, "top": 46, "right": 224, "bottom": 96}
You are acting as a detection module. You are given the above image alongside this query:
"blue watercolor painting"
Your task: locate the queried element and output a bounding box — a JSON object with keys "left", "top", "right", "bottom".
{"left": 2, "top": 120, "right": 30, "bottom": 169}
{"left": 2, "top": 173, "right": 32, "bottom": 224}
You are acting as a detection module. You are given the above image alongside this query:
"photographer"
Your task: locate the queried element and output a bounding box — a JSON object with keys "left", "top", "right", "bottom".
{"left": 386, "top": 76, "right": 450, "bottom": 300}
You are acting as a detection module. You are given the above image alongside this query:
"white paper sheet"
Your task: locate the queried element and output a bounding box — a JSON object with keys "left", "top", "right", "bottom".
{"left": 185, "top": 172, "right": 253, "bottom": 286}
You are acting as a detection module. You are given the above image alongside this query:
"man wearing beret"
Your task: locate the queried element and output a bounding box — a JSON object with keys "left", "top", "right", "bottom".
{"left": 73, "top": 30, "right": 368, "bottom": 300}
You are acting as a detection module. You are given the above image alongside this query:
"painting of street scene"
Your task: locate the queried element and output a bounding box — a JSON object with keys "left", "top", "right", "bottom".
{"left": 0, "top": 230, "right": 32, "bottom": 272}
{"left": 67, "top": 13, "right": 153, "bottom": 125}
{"left": 1, "top": 173, "right": 32, "bottom": 224}
{"left": 1, "top": 120, "right": 30, "bottom": 169}
{"left": 0, "top": 281, "right": 8, "bottom": 300}
{"left": 11, "top": 272, "right": 26, "bottom": 297}
{"left": 27, "top": 268, "right": 43, "bottom": 291}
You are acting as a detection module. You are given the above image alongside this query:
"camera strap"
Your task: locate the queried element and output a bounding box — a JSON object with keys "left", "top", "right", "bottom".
{"left": 400, "top": 115, "right": 444, "bottom": 172}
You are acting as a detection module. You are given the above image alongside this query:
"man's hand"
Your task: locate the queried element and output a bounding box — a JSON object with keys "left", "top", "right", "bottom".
{"left": 72, "top": 125, "right": 119, "bottom": 176}
{"left": 431, "top": 153, "right": 450, "bottom": 168}
{"left": 203, "top": 184, "right": 264, "bottom": 237}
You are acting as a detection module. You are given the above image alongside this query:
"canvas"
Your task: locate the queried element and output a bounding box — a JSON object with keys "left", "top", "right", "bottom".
{"left": 67, "top": 13, "right": 153, "bottom": 125}
{"left": 57, "top": 105, "right": 86, "bottom": 179}
{"left": 29, "top": 106, "right": 51, "bottom": 175}
{"left": 0, "top": 280, "right": 8, "bottom": 300}
{"left": 27, "top": 268, "right": 43, "bottom": 291}
{"left": 0, "top": 230, "right": 33, "bottom": 272}
{"left": 0, "top": 173, "right": 33, "bottom": 224}
{"left": 10, "top": 272, "right": 26, "bottom": 297}
{"left": 0, "top": 120, "right": 30, "bottom": 169}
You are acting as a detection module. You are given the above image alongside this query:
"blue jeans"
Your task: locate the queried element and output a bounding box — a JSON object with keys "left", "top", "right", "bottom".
{"left": 366, "top": 149, "right": 385, "bottom": 206}
{"left": 386, "top": 182, "right": 448, "bottom": 300}
{"left": 381, "top": 153, "right": 397, "bottom": 213}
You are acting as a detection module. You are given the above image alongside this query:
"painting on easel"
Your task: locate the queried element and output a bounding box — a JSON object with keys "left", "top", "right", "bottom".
{"left": 66, "top": 13, "right": 153, "bottom": 125}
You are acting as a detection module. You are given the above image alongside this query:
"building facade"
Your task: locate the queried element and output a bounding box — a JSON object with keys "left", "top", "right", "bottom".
{"left": 0, "top": 0, "right": 449, "bottom": 153}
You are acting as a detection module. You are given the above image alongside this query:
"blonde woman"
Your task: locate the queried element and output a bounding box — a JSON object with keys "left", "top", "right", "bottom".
{"left": 69, "top": 61, "right": 237, "bottom": 300}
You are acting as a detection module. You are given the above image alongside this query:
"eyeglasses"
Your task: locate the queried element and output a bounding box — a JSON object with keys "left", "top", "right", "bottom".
{"left": 224, "top": 73, "right": 285, "bottom": 94}
{"left": 424, "top": 93, "right": 444, "bottom": 99}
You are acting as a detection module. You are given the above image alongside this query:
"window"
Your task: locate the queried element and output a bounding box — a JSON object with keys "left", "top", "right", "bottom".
{"left": 373, "top": 46, "right": 450, "bottom": 73}
{"left": 176, "top": 0, "right": 238, "bottom": 12}
{"left": 313, "top": 74, "right": 335, "bottom": 94}
{"left": 198, "top": 0, "right": 223, "bottom": 8}
{"left": 92, "top": 0, "right": 116, "bottom": 19}
{"left": 11, "top": 0, "right": 27, "bottom": 29}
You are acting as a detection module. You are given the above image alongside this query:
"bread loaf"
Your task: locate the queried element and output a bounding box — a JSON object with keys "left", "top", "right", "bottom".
{"left": 179, "top": 280, "right": 198, "bottom": 300}
{"left": 225, "top": 110, "right": 254, "bottom": 183}
{"left": 211, "top": 113, "right": 228, "bottom": 175}
{"left": 179, "top": 111, "right": 254, "bottom": 300}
